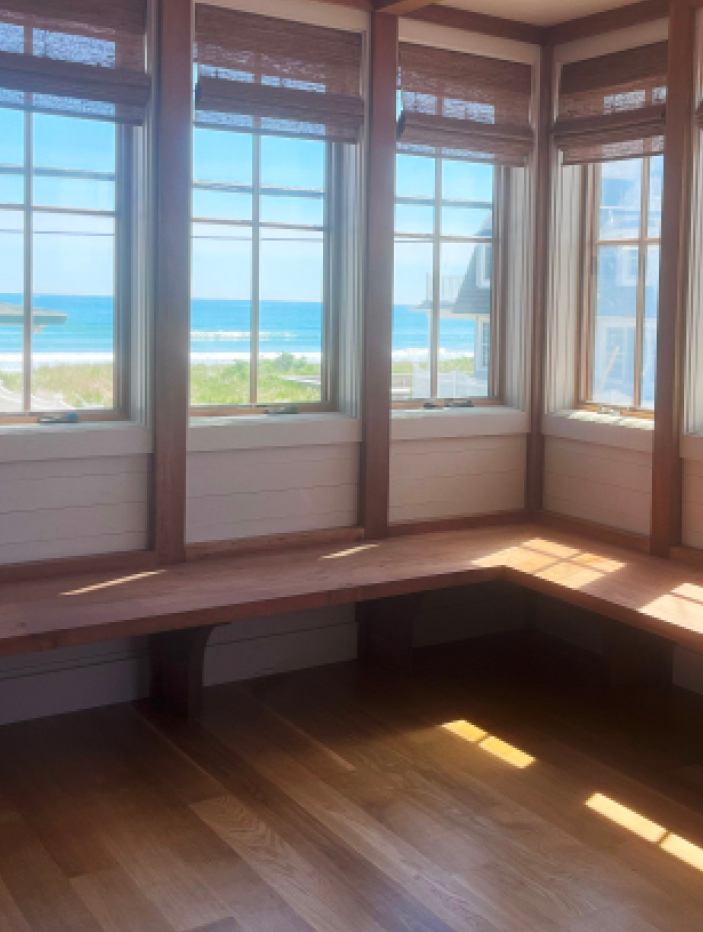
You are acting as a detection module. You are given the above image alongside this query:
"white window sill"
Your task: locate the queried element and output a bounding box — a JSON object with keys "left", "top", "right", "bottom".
{"left": 543, "top": 409, "right": 654, "bottom": 453}
{"left": 0, "top": 421, "right": 151, "bottom": 463}
{"left": 188, "top": 412, "right": 361, "bottom": 452}
{"left": 391, "top": 405, "right": 528, "bottom": 442}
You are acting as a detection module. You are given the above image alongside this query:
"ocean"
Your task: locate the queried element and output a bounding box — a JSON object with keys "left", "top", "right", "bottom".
{"left": 0, "top": 294, "right": 476, "bottom": 368}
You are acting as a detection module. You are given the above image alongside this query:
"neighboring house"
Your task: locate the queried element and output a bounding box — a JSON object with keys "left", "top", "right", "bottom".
{"left": 408, "top": 214, "right": 492, "bottom": 397}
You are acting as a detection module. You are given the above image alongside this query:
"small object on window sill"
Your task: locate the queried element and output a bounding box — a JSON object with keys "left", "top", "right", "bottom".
{"left": 423, "top": 402, "right": 445, "bottom": 410}
{"left": 37, "top": 412, "right": 79, "bottom": 425}
{"left": 266, "top": 405, "right": 299, "bottom": 416}
{"left": 596, "top": 405, "right": 622, "bottom": 417}
{"left": 447, "top": 399, "right": 474, "bottom": 408}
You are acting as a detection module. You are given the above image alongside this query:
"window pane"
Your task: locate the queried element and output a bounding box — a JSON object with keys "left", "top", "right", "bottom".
{"left": 0, "top": 109, "right": 24, "bottom": 207}
{"left": 33, "top": 173, "right": 115, "bottom": 212}
{"left": 396, "top": 154, "right": 434, "bottom": 198}
{"left": 31, "top": 212, "right": 116, "bottom": 411}
{"left": 438, "top": 242, "right": 491, "bottom": 399}
{"left": 258, "top": 229, "right": 324, "bottom": 404}
{"left": 393, "top": 240, "right": 432, "bottom": 400}
{"left": 442, "top": 206, "right": 493, "bottom": 238}
{"left": 592, "top": 244, "right": 637, "bottom": 406}
{"left": 0, "top": 210, "right": 24, "bottom": 412}
{"left": 34, "top": 114, "right": 115, "bottom": 174}
{"left": 192, "top": 188, "right": 252, "bottom": 222}
{"left": 261, "top": 137, "right": 324, "bottom": 191}
{"left": 442, "top": 160, "right": 493, "bottom": 202}
{"left": 260, "top": 195, "right": 324, "bottom": 227}
{"left": 598, "top": 159, "right": 642, "bottom": 240}
{"left": 193, "top": 128, "right": 252, "bottom": 186}
{"left": 191, "top": 222, "right": 253, "bottom": 406}
{"left": 648, "top": 155, "right": 663, "bottom": 239}
{"left": 641, "top": 243, "right": 660, "bottom": 410}
{"left": 395, "top": 203, "right": 433, "bottom": 235}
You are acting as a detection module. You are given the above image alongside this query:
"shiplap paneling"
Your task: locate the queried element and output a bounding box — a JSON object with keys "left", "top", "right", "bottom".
{"left": 682, "top": 457, "right": 703, "bottom": 549}
{"left": 185, "top": 443, "right": 359, "bottom": 543}
{"left": 0, "top": 455, "right": 149, "bottom": 565}
{"left": 543, "top": 436, "right": 652, "bottom": 536}
{"left": 389, "top": 435, "right": 526, "bottom": 524}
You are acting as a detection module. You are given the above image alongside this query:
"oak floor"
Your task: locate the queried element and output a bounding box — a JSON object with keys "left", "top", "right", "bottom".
{"left": 2, "top": 634, "right": 703, "bottom": 932}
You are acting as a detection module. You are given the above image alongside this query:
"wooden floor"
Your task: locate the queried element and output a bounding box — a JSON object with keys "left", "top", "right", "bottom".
{"left": 3, "top": 636, "right": 703, "bottom": 932}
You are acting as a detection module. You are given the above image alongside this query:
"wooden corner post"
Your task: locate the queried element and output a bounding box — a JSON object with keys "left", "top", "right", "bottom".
{"left": 526, "top": 44, "right": 553, "bottom": 516}
{"left": 152, "top": 0, "right": 192, "bottom": 564}
{"left": 650, "top": 0, "right": 694, "bottom": 557}
{"left": 360, "top": 12, "right": 397, "bottom": 540}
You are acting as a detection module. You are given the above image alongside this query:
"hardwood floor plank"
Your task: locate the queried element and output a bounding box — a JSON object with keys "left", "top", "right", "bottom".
{"left": 71, "top": 868, "right": 176, "bottom": 932}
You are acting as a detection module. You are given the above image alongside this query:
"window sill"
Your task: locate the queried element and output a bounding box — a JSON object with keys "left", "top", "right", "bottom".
{"left": 391, "top": 405, "right": 528, "bottom": 442}
{"left": 188, "top": 412, "right": 361, "bottom": 452}
{"left": 543, "top": 409, "right": 654, "bottom": 453}
{"left": 0, "top": 421, "right": 151, "bottom": 463}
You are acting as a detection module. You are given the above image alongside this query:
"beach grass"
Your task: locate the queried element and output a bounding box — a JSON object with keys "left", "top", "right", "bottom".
{"left": 1, "top": 353, "right": 475, "bottom": 410}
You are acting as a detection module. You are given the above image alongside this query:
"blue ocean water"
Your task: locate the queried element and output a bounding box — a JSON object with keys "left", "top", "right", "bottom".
{"left": 0, "top": 294, "right": 475, "bottom": 365}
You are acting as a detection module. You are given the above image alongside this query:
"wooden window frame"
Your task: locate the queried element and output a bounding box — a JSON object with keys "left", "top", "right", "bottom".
{"left": 392, "top": 154, "right": 507, "bottom": 410}
{"left": 0, "top": 111, "right": 132, "bottom": 424}
{"left": 577, "top": 156, "right": 661, "bottom": 418}
{"left": 189, "top": 131, "right": 343, "bottom": 418}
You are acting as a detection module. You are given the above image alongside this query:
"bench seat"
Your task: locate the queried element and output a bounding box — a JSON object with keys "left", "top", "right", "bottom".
{"left": 1, "top": 524, "right": 702, "bottom": 713}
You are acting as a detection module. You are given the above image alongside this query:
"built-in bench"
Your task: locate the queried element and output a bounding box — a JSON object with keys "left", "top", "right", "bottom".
{"left": 1, "top": 524, "right": 701, "bottom": 716}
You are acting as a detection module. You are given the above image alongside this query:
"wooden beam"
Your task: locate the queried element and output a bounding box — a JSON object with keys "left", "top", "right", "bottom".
{"left": 152, "top": 0, "right": 192, "bottom": 565}
{"left": 149, "top": 625, "right": 215, "bottom": 717}
{"left": 526, "top": 45, "right": 553, "bottom": 516}
{"left": 373, "top": 0, "right": 436, "bottom": 13}
{"left": 359, "top": 12, "right": 397, "bottom": 540}
{"left": 545, "top": 0, "right": 669, "bottom": 46}
{"left": 650, "top": 0, "right": 693, "bottom": 557}
{"left": 406, "top": 5, "right": 545, "bottom": 47}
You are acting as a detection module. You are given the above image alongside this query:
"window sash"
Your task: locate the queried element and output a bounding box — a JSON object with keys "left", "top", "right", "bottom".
{"left": 578, "top": 158, "right": 660, "bottom": 414}
{"left": 189, "top": 134, "right": 338, "bottom": 415}
{"left": 0, "top": 111, "right": 130, "bottom": 420}
{"left": 392, "top": 155, "right": 503, "bottom": 406}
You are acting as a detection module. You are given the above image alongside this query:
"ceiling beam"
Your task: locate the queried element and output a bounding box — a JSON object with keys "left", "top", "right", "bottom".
{"left": 406, "top": 5, "right": 546, "bottom": 46}
{"left": 373, "top": 0, "right": 437, "bottom": 12}
{"left": 545, "top": 0, "right": 669, "bottom": 46}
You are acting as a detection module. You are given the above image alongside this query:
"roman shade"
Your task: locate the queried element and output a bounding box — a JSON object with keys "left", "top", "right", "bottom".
{"left": 396, "top": 42, "right": 534, "bottom": 166}
{"left": 553, "top": 41, "right": 668, "bottom": 165}
{"left": 194, "top": 4, "right": 364, "bottom": 144}
{"left": 0, "top": 0, "right": 149, "bottom": 123}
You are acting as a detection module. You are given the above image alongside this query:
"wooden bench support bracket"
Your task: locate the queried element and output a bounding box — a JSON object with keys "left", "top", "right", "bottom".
{"left": 148, "top": 625, "right": 216, "bottom": 718}
{"left": 600, "top": 618, "right": 674, "bottom": 691}
{"left": 357, "top": 593, "right": 424, "bottom": 675}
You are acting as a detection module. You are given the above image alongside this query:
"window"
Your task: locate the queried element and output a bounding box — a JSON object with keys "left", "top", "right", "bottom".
{"left": 191, "top": 131, "right": 338, "bottom": 412}
{"left": 579, "top": 155, "right": 662, "bottom": 412}
{"left": 393, "top": 154, "right": 500, "bottom": 404}
{"left": 0, "top": 110, "right": 129, "bottom": 418}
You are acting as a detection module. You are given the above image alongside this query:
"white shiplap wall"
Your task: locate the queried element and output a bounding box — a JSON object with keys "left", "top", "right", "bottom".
{"left": 186, "top": 442, "right": 359, "bottom": 543}
{"left": 0, "top": 454, "right": 149, "bottom": 565}
{"left": 682, "top": 457, "right": 703, "bottom": 549}
{"left": 543, "top": 436, "right": 652, "bottom": 536}
{"left": 389, "top": 434, "right": 526, "bottom": 524}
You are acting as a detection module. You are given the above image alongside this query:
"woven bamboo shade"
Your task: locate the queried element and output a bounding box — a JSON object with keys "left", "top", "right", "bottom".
{"left": 554, "top": 41, "right": 668, "bottom": 165}
{"left": 194, "top": 4, "right": 364, "bottom": 144}
{"left": 396, "top": 42, "right": 534, "bottom": 166}
{"left": 0, "top": 0, "right": 149, "bottom": 123}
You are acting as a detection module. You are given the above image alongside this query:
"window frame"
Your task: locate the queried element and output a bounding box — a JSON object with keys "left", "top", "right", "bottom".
{"left": 189, "top": 130, "right": 341, "bottom": 417}
{"left": 577, "top": 156, "right": 661, "bottom": 417}
{"left": 0, "top": 110, "right": 132, "bottom": 424}
{"left": 392, "top": 153, "right": 506, "bottom": 410}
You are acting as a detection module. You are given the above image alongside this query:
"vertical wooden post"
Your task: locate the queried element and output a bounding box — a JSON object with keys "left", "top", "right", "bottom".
{"left": 650, "top": 0, "right": 694, "bottom": 557}
{"left": 359, "top": 12, "right": 397, "bottom": 540}
{"left": 526, "top": 44, "right": 553, "bottom": 516}
{"left": 152, "top": 0, "right": 192, "bottom": 564}
{"left": 149, "top": 625, "right": 215, "bottom": 718}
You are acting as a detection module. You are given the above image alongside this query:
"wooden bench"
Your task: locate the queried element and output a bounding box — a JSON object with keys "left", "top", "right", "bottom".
{"left": 1, "top": 524, "right": 702, "bottom": 716}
